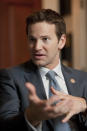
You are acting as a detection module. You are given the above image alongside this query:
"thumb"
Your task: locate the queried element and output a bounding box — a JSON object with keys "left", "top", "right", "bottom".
{"left": 25, "top": 82, "right": 41, "bottom": 103}
{"left": 25, "top": 82, "right": 36, "bottom": 96}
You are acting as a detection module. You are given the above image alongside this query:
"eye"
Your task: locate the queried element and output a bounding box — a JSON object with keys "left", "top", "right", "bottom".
{"left": 42, "top": 37, "right": 49, "bottom": 41}
{"left": 28, "top": 37, "right": 36, "bottom": 43}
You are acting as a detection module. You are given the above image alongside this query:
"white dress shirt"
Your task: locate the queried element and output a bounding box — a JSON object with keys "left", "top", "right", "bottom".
{"left": 39, "top": 61, "right": 68, "bottom": 98}
{"left": 26, "top": 61, "right": 69, "bottom": 131}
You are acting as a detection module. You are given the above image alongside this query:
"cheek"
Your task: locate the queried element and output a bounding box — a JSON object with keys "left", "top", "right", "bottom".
{"left": 28, "top": 44, "right": 33, "bottom": 49}
{"left": 28, "top": 44, "right": 34, "bottom": 51}
{"left": 49, "top": 43, "right": 58, "bottom": 53}
{"left": 46, "top": 47, "right": 58, "bottom": 58}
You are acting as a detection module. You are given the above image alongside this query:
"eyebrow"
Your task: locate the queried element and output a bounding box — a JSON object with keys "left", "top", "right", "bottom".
{"left": 41, "top": 35, "right": 50, "bottom": 37}
{"left": 28, "top": 35, "right": 51, "bottom": 39}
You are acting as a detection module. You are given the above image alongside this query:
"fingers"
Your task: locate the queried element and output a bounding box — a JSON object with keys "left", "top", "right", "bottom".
{"left": 62, "top": 112, "right": 73, "bottom": 123}
{"left": 47, "top": 95, "right": 60, "bottom": 106}
{"left": 25, "top": 82, "right": 36, "bottom": 95}
{"left": 51, "top": 87, "right": 58, "bottom": 95}
{"left": 51, "top": 87, "right": 67, "bottom": 96}
{"left": 25, "top": 82, "right": 40, "bottom": 102}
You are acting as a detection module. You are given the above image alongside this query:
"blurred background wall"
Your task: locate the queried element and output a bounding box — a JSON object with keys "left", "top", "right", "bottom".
{"left": 0, "top": 0, "right": 87, "bottom": 71}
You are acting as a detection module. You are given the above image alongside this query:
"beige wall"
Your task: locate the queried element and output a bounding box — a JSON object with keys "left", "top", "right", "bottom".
{"left": 72, "top": 0, "right": 87, "bottom": 70}
{"left": 42, "top": 0, "right": 60, "bottom": 12}
{"left": 41, "top": 0, "right": 87, "bottom": 70}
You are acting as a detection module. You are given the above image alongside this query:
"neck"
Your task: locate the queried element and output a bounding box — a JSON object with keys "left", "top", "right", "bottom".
{"left": 43, "top": 59, "right": 60, "bottom": 70}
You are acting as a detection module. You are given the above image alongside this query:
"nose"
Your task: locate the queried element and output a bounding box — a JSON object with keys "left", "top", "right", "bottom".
{"left": 34, "top": 40, "right": 42, "bottom": 50}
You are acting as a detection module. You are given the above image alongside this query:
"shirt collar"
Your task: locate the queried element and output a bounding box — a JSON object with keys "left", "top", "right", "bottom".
{"left": 39, "top": 60, "right": 64, "bottom": 80}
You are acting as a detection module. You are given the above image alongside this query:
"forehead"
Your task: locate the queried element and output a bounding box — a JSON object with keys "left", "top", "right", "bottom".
{"left": 28, "top": 22, "right": 56, "bottom": 35}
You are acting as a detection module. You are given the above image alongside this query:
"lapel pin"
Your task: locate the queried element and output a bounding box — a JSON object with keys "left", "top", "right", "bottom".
{"left": 70, "top": 78, "right": 76, "bottom": 84}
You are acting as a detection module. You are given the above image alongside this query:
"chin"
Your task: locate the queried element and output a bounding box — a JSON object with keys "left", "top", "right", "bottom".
{"left": 33, "top": 60, "right": 46, "bottom": 67}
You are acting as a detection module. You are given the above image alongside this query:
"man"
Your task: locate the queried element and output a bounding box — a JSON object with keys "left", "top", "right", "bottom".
{"left": 0, "top": 9, "right": 87, "bottom": 131}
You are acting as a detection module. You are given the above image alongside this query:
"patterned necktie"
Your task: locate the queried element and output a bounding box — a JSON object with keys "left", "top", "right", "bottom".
{"left": 46, "top": 70, "right": 61, "bottom": 97}
{"left": 46, "top": 70, "right": 71, "bottom": 131}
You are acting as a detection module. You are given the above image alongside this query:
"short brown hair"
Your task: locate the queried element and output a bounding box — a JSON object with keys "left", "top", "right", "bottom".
{"left": 26, "top": 9, "right": 66, "bottom": 39}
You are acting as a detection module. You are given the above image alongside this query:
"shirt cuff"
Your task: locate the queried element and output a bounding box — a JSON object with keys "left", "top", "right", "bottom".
{"left": 24, "top": 112, "right": 42, "bottom": 131}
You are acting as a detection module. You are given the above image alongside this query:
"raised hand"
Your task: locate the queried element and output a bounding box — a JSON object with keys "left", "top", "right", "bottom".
{"left": 25, "top": 83, "right": 61, "bottom": 126}
{"left": 51, "top": 87, "right": 87, "bottom": 123}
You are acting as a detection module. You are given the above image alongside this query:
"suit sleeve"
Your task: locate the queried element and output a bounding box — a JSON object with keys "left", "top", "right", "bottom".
{"left": 77, "top": 78, "right": 87, "bottom": 130}
{"left": 0, "top": 69, "right": 34, "bottom": 131}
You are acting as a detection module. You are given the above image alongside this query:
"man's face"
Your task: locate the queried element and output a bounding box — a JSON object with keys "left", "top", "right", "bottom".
{"left": 27, "top": 22, "right": 65, "bottom": 69}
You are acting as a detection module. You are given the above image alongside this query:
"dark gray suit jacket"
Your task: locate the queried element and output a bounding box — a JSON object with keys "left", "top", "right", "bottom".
{"left": 0, "top": 60, "right": 87, "bottom": 131}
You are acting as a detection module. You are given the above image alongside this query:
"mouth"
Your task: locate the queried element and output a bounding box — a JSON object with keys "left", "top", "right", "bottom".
{"left": 33, "top": 53, "right": 46, "bottom": 60}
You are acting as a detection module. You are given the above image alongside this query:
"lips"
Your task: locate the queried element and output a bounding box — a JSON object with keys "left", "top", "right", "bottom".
{"left": 33, "top": 53, "right": 46, "bottom": 59}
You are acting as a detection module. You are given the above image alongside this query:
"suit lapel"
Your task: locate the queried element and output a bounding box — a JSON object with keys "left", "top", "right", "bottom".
{"left": 61, "top": 65, "right": 79, "bottom": 96}
{"left": 23, "top": 61, "right": 47, "bottom": 100}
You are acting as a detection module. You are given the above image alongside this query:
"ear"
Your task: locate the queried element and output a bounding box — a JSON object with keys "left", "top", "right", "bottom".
{"left": 58, "top": 34, "right": 66, "bottom": 50}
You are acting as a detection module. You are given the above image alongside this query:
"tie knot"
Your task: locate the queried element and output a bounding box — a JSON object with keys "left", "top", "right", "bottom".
{"left": 46, "top": 70, "right": 56, "bottom": 80}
